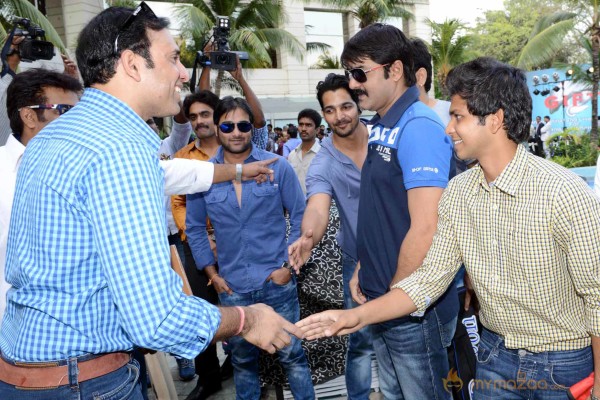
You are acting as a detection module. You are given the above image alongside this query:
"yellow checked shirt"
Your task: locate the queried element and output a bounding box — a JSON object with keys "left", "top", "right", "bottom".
{"left": 395, "top": 144, "right": 600, "bottom": 352}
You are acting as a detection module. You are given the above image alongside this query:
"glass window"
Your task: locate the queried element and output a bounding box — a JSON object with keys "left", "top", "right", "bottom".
{"left": 305, "top": 10, "right": 344, "bottom": 68}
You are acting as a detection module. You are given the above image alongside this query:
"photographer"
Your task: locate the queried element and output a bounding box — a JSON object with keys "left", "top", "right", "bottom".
{"left": 0, "top": 35, "right": 80, "bottom": 146}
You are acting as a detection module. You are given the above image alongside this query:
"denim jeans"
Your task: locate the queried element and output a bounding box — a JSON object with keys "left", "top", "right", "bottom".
{"left": 0, "top": 356, "right": 142, "bottom": 400}
{"left": 218, "top": 276, "right": 314, "bottom": 400}
{"left": 371, "top": 306, "right": 454, "bottom": 400}
{"left": 342, "top": 252, "right": 374, "bottom": 400}
{"left": 473, "top": 328, "right": 593, "bottom": 399}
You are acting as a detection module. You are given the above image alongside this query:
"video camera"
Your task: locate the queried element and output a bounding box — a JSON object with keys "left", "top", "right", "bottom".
{"left": 198, "top": 16, "right": 248, "bottom": 71}
{"left": 9, "top": 18, "right": 55, "bottom": 62}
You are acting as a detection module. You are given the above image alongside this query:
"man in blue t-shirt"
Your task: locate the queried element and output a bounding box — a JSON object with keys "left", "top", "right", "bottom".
{"left": 338, "top": 23, "right": 459, "bottom": 399}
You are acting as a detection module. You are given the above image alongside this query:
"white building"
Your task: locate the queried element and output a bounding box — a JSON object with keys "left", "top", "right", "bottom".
{"left": 38, "top": 0, "right": 431, "bottom": 126}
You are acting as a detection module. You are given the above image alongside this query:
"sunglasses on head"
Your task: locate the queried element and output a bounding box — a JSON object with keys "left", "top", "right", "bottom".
{"left": 114, "top": 1, "right": 157, "bottom": 55}
{"left": 344, "top": 63, "right": 390, "bottom": 83}
{"left": 20, "top": 104, "right": 74, "bottom": 115}
{"left": 219, "top": 121, "right": 253, "bottom": 134}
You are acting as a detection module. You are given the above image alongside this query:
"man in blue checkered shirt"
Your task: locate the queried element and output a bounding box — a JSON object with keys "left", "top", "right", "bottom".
{"left": 0, "top": 4, "right": 303, "bottom": 399}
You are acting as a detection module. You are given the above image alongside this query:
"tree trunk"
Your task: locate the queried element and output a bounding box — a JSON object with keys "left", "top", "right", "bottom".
{"left": 214, "top": 69, "right": 224, "bottom": 97}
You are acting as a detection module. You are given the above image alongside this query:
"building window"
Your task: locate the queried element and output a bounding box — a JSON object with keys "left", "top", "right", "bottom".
{"left": 305, "top": 10, "right": 344, "bottom": 68}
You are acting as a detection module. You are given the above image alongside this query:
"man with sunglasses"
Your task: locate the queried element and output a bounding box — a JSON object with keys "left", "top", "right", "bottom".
{"left": 0, "top": 5, "right": 303, "bottom": 400}
{"left": 187, "top": 97, "right": 314, "bottom": 400}
{"left": 0, "top": 68, "right": 81, "bottom": 324}
{"left": 338, "top": 23, "right": 458, "bottom": 399}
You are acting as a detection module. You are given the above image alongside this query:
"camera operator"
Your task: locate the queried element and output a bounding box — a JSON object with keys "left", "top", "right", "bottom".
{"left": 199, "top": 56, "right": 268, "bottom": 148}
{"left": 0, "top": 35, "right": 80, "bottom": 146}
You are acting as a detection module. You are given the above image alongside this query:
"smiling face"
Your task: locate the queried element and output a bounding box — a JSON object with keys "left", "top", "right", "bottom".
{"left": 140, "top": 28, "right": 189, "bottom": 118}
{"left": 321, "top": 88, "right": 360, "bottom": 139}
{"left": 447, "top": 95, "right": 493, "bottom": 161}
{"left": 217, "top": 107, "right": 253, "bottom": 156}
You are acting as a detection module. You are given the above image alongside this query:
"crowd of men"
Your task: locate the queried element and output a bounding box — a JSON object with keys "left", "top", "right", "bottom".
{"left": 0, "top": 2, "right": 599, "bottom": 400}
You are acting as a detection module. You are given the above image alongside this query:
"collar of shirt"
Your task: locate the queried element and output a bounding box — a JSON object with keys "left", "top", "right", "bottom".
{"left": 473, "top": 145, "right": 527, "bottom": 197}
{"left": 3, "top": 135, "right": 25, "bottom": 173}
{"left": 78, "top": 88, "right": 160, "bottom": 152}
{"left": 293, "top": 140, "right": 321, "bottom": 155}
{"left": 369, "top": 85, "right": 420, "bottom": 128}
{"left": 213, "top": 143, "right": 261, "bottom": 164}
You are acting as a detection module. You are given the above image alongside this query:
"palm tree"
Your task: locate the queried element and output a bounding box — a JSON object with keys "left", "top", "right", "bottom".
{"left": 323, "top": 0, "right": 412, "bottom": 28}
{"left": 173, "top": 0, "right": 304, "bottom": 95}
{"left": 0, "top": 0, "right": 65, "bottom": 53}
{"left": 516, "top": 1, "right": 600, "bottom": 149}
{"left": 311, "top": 51, "right": 341, "bottom": 69}
{"left": 427, "top": 18, "right": 472, "bottom": 98}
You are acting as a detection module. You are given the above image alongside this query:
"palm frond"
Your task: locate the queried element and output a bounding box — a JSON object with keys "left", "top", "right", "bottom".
{"left": 307, "top": 41, "right": 332, "bottom": 54}
{"left": 517, "top": 19, "right": 575, "bottom": 69}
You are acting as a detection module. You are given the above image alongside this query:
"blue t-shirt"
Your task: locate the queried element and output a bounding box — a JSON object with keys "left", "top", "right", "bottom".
{"left": 357, "top": 86, "right": 458, "bottom": 323}
{"left": 306, "top": 137, "right": 361, "bottom": 259}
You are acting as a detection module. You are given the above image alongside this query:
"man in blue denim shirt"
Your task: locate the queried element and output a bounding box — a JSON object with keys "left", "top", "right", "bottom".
{"left": 186, "top": 97, "right": 314, "bottom": 400}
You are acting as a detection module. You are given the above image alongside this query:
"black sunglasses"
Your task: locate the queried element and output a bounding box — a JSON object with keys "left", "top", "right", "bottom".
{"left": 114, "top": 2, "right": 157, "bottom": 55}
{"left": 344, "top": 63, "right": 390, "bottom": 83}
{"left": 219, "top": 121, "right": 253, "bottom": 134}
{"left": 20, "top": 104, "right": 74, "bottom": 115}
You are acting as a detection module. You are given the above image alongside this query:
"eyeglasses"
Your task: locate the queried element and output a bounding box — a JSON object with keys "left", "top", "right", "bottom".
{"left": 219, "top": 121, "right": 253, "bottom": 133}
{"left": 20, "top": 104, "right": 75, "bottom": 115}
{"left": 114, "top": 2, "right": 157, "bottom": 55}
{"left": 344, "top": 64, "right": 390, "bottom": 83}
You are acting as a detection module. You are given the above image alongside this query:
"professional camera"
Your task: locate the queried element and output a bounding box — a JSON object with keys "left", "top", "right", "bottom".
{"left": 10, "top": 18, "right": 55, "bottom": 62}
{"left": 208, "top": 16, "right": 248, "bottom": 71}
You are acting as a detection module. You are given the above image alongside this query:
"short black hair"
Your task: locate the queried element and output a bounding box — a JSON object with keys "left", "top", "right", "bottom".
{"left": 544, "top": 115, "right": 550, "bottom": 120}
{"left": 76, "top": 5, "right": 169, "bottom": 87}
{"left": 288, "top": 125, "right": 298, "bottom": 138}
{"left": 445, "top": 57, "right": 532, "bottom": 144}
{"left": 213, "top": 96, "right": 254, "bottom": 125}
{"left": 183, "top": 90, "right": 219, "bottom": 118}
{"left": 411, "top": 38, "right": 433, "bottom": 92}
{"left": 298, "top": 108, "right": 322, "bottom": 127}
{"left": 7, "top": 68, "right": 83, "bottom": 137}
{"left": 341, "top": 23, "right": 415, "bottom": 87}
{"left": 316, "top": 73, "right": 360, "bottom": 111}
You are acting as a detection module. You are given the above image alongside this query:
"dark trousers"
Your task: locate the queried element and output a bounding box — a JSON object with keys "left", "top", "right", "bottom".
{"left": 183, "top": 241, "right": 222, "bottom": 385}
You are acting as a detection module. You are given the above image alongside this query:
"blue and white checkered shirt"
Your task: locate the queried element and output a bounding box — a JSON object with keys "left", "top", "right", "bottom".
{"left": 1, "top": 88, "right": 221, "bottom": 362}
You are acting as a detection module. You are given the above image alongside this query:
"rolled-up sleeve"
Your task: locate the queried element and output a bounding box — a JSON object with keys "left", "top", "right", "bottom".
{"left": 393, "top": 188, "right": 463, "bottom": 313}
{"left": 553, "top": 179, "right": 600, "bottom": 336}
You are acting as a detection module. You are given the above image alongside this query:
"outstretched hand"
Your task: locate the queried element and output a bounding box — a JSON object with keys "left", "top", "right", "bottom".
{"left": 288, "top": 230, "right": 315, "bottom": 273}
{"left": 296, "top": 309, "right": 362, "bottom": 340}
{"left": 242, "top": 158, "right": 278, "bottom": 183}
{"left": 242, "top": 303, "right": 304, "bottom": 354}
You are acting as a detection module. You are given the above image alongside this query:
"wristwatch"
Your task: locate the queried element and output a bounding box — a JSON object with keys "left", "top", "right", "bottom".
{"left": 281, "top": 261, "right": 294, "bottom": 275}
{"left": 235, "top": 163, "right": 242, "bottom": 183}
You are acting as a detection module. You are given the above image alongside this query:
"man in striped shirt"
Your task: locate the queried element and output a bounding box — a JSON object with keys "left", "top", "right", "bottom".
{"left": 0, "top": 4, "right": 302, "bottom": 399}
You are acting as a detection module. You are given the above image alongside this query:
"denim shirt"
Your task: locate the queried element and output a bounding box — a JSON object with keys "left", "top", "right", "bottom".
{"left": 186, "top": 146, "right": 305, "bottom": 294}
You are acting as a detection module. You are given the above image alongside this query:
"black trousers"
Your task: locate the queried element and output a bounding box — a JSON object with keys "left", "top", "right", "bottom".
{"left": 183, "top": 241, "right": 222, "bottom": 385}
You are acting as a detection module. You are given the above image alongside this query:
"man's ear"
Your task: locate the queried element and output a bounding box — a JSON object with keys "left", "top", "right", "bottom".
{"left": 119, "top": 49, "right": 143, "bottom": 82}
{"left": 488, "top": 108, "right": 505, "bottom": 133}
{"left": 415, "top": 67, "right": 427, "bottom": 88}
{"left": 19, "top": 107, "right": 37, "bottom": 129}
{"left": 390, "top": 60, "right": 404, "bottom": 82}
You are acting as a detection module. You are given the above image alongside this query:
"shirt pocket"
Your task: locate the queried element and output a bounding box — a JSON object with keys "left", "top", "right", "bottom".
{"left": 251, "top": 185, "right": 282, "bottom": 222}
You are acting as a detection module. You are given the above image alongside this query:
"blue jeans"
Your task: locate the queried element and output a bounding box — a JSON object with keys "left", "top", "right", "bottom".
{"left": 0, "top": 356, "right": 142, "bottom": 400}
{"left": 474, "top": 329, "right": 593, "bottom": 399}
{"left": 342, "top": 252, "right": 374, "bottom": 400}
{"left": 371, "top": 307, "right": 455, "bottom": 400}
{"left": 218, "top": 276, "right": 314, "bottom": 400}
